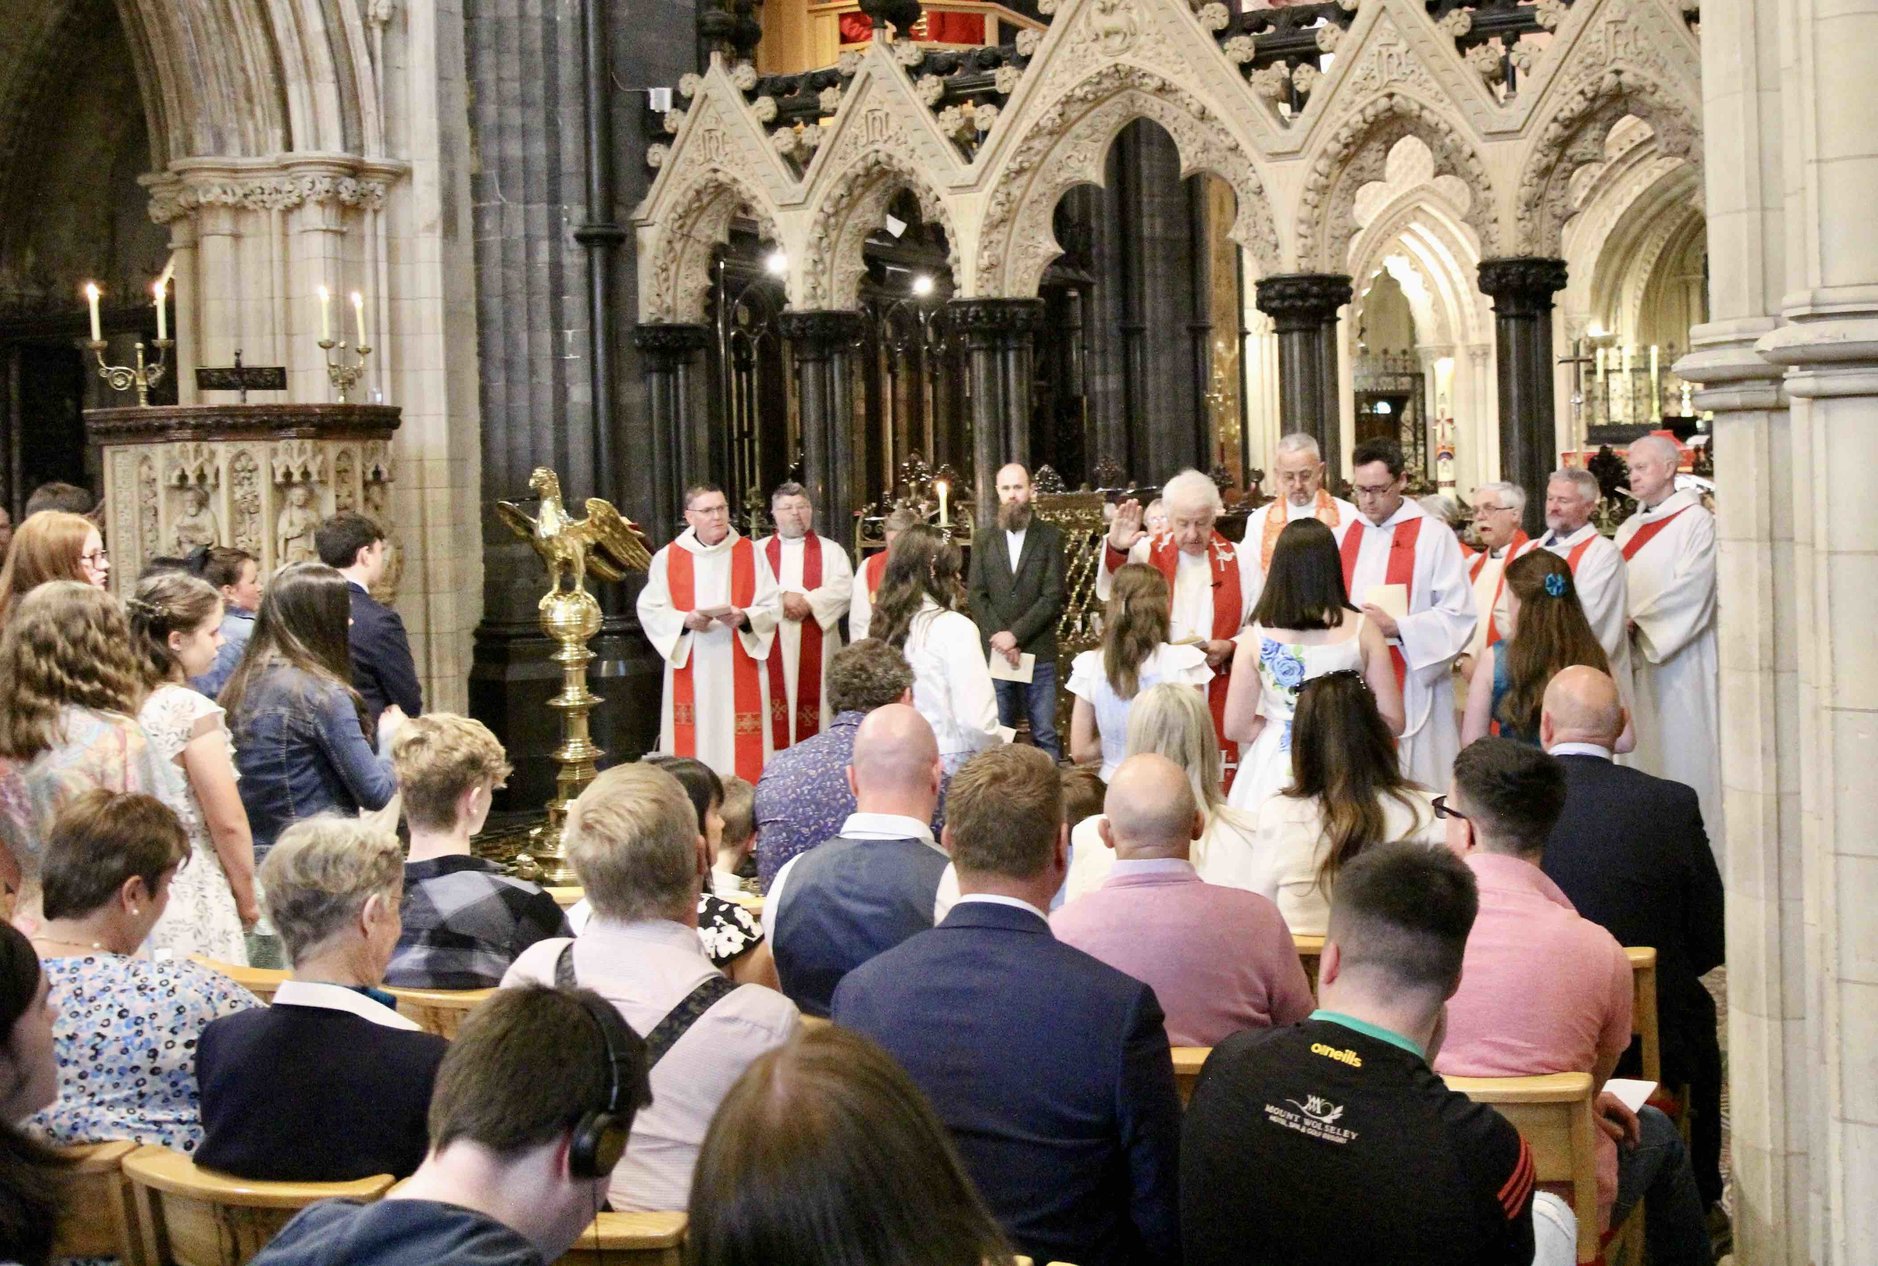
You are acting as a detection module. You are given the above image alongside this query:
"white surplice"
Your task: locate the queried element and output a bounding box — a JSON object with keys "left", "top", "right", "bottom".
{"left": 1095, "top": 535, "right": 1258, "bottom": 643}
{"left": 1335, "top": 499, "right": 1476, "bottom": 789}
{"left": 754, "top": 532, "right": 853, "bottom": 746}
{"left": 1242, "top": 494, "right": 1360, "bottom": 610}
{"left": 848, "top": 552, "right": 887, "bottom": 642}
{"left": 636, "top": 528, "right": 782, "bottom": 779}
{"left": 1614, "top": 490, "right": 1722, "bottom": 847}
{"left": 1464, "top": 537, "right": 1538, "bottom": 663}
{"left": 1539, "top": 523, "right": 1633, "bottom": 697}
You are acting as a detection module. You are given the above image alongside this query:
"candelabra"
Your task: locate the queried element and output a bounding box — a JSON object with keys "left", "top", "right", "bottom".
{"left": 317, "top": 338, "right": 373, "bottom": 403}
{"left": 88, "top": 338, "right": 172, "bottom": 407}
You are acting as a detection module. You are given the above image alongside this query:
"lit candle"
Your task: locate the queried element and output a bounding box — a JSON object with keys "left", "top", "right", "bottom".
{"left": 84, "top": 283, "right": 102, "bottom": 342}
{"left": 317, "top": 285, "right": 332, "bottom": 342}
{"left": 1649, "top": 344, "right": 1661, "bottom": 418}
{"left": 351, "top": 291, "right": 366, "bottom": 347}
{"left": 936, "top": 480, "right": 949, "bottom": 528}
{"left": 152, "top": 278, "right": 167, "bottom": 341}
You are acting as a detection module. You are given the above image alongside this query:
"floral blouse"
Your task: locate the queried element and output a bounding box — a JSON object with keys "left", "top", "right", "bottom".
{"left": 30, "top": 954, "right": 257, "bottom": 1153}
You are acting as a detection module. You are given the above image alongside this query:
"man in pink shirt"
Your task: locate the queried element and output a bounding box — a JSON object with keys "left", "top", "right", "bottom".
{"left": 1051, "top": 753, "right": 1314, "bottom": 1046}
{"left": 1433, "top": 738, "right": 1710, "bottom": 1266}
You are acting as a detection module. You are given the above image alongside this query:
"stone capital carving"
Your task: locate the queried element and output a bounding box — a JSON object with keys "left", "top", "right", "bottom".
{"left": 778, "top": 310, "right": 868, "bottom": 354}
{"left": 631, "top": 322, "right": 713, "bottom": 366}
{"left": 945, "top": 297, "right": 1047, "bottom": 340}
{"left": 1477, "top": 257, "right": 1570, "bottom": 316}
{"left": 144, "top": 163, "right": 395, "bottom": 225}
{"left": 1254, "top": 274, "right": 1354, "bottom": 331}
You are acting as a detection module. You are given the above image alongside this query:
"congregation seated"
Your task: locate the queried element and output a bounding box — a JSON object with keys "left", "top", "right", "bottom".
{"left": 385, "top": 714, "right": 569, "bottom": 989}
{"left": 688, "top": 1024, "right": 1014, "bottom": 1266}
{"left": 27, "top": 790, "right": 255, "bottom": 1154}
{"left": 764, "top": 704, "right": 949, "bottom": 1017}
{"left": 1181, "top": 841, "right": 1574, "bottom": 1266}
{"left": 2, "top": 921, "right": 64, "bottom": 1266}
{"left": 196, "top": 818, "right": 449, "bottom": 1182}
{"left": 1066, "top": 562, "right": 1211, "bottom": 781}
{"left": 710, "top": 774, "right": 757, "bottom": 899}
{"left": 250, "top": 984, "right": 653, "bottom": 1266}
{"left": 753, "top": 638, "right": 934, "bottom": 890}
{"left": 503, "top": 762, "right": 799, "bottom": 1212}
{"left": 1065, "top": 681, "right": 1259, "bottom": 899}
{"left": 1242, "top": 669, "right": 1441, "bottom": 934}
{"left": 635, "top": 756, "right": 774, "bottom": 984}
{"left": 1434, "top": 738, "right": 1711, "bottom": 1266}
{"left": 834, "top": 745, "right": 1182, "bottom": 1266}
{"left": 1539, "top": 667, "right": 1727, "bottom": 1216}
{"left": 1051, "top": 753, "right": 1313, "bottom": 1047}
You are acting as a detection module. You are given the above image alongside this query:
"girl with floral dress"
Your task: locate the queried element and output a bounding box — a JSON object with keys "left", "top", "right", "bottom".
{"left": 128, "top": 573, "right": 258, "bottom": 962}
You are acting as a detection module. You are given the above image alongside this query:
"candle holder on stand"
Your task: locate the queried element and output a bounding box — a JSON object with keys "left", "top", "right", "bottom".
{"left": 88, "top": 338, "right": 173, "bottom": 407}
{"left": 317, "top": 339, "right": 373, "bottom": 403}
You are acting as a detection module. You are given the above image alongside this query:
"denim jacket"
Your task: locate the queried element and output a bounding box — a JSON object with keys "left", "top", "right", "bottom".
{"left": 230, "top": 664, "right": 395, "bottom": 856}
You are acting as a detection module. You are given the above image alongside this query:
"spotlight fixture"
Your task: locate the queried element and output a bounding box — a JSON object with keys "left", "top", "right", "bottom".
{"left": 764, "top": 249, "right": 788, "bottom": 276}
{"left": 912, "top": 274, "right": 935, "bottom": 297}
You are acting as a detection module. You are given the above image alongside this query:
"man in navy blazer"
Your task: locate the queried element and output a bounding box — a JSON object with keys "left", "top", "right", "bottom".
{"left": 318, "top": 510, "right": 423, "bottom": 724}
{"left": 834, "top": 745, "right": 1182, "bottom": 1266}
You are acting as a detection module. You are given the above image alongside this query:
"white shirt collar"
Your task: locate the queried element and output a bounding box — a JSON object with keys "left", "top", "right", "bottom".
{"left": 677, "top": 526, "right": 740, "bottom": 555}
{"left": 1365, "top": 498, "right": 1422, "bottom": 530}
{"left": 1639, "top": 489, "right": 1694, "bottom": 516}
{"left": 839, "top": 812, "right": 939, "bottom": 849}
{"left": 272, "top": 979, "right": 423, "bottom": 1031}
{"left": 1284, "top": 498, "right": 1318, "bottom": 520}
{"left": 1547, "top": 741, "right": 1614, "bottom": 761}
{"left": 1545, "top": 523, "right": 1595, "bottom": 546}
{"left": 1109, "top": 858, "right": 1197, "bottom": 878}
{"left": 953, "top": 893, "right": 1050, "bottom": 923}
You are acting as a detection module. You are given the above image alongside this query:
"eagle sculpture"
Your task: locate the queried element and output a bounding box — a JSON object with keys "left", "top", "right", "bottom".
{"left": 495, "top": 467, "right": 653, "bottom": 598}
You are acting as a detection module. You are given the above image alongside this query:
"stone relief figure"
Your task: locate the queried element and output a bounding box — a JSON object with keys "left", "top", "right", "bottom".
{"left": 171, "top": 486, "right": 221, "bottom": 554}
{"left": 276, "top": 483, "right": 322, "bottom": 565}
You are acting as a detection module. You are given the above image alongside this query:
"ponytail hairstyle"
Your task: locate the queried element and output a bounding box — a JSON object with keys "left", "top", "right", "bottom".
{"left": 871, "top": 524, "right": 963, "bottom": 650}
{"left": 1288, "top": 670, "right": 1430, "bottom": 895}
{"left": 1497, "top": 550, "right": 1609, "bottom": 737}
{"left": 127, "top": 572, "right": 222, "bottom": 688}
{"left": 1102, "top": 564, "right": 1170, "bottom": 699}
{"left": 0, "top": 922, "right": 65, "bottom": 1266}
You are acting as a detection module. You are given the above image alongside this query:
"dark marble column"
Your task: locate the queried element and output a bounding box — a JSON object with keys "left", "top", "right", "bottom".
{"left": 633, "top": 322, "right": 712, "bottom": 538}
{"left": 1478, "top": 257, "right": 1569, "bottom": 535}
{"left": 948, "top": 297, "right": 1045, "bottom": 525}
{"left": 779, "top": 310, "right": 866, "bottom": 540}
{"left": 1255, "top": 273, "right": 1353, "bottom": 477}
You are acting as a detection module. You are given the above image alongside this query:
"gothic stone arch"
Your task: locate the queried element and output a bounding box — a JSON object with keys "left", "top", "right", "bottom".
{"left": 798, "top": 135, "right": 959, "bottom": 312}
{"left": 642, "top": 162, "right": 784, "bottom": 324}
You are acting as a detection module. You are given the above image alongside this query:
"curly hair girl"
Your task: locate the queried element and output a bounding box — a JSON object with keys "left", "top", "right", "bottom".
{"left": 0, "top": 582, "right": 146, "bottom": 761}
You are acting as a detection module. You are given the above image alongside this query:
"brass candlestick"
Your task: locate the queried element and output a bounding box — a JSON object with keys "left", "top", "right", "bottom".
{"left": 89, "top": 338, "right": 173, "bottom": 407}
{"left": 318, "top": 338, "right": 373, "bottom": 403}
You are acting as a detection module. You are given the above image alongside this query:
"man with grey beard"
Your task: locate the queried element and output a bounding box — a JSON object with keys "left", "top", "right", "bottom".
{"left": 967, "top": 463, "right": 1066, "bottom": 759}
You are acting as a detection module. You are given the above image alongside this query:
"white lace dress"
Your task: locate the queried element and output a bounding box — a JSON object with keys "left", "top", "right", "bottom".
{"left": 139, "top": 684, "right": 247, "bottom": 963}
{"left": 1225, "top": 622, "right": 1367, "bottom": 815}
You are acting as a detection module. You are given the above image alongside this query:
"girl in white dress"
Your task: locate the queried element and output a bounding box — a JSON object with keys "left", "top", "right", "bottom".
{"left": 1222, "top": 518, "right": 1404, "bottom": 815}
{"left": 1067, "top": 564, "right": 1211, "bottom": 780}
{"left": 127, "top": 573, "right": 257, "bottom": 961}
{"left": 871, "top": 525, "right": 1010, "bottom": 774}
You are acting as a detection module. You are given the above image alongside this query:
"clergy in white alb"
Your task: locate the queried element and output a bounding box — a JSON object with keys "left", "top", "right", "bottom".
{"left": 636, "top": 483, "right": 782, "bottom": 783}
{"left": 1241, "top": 433, "right": 1359, "bottom": 610}
{"left": 1459, "top": 481, "right": 1535, "bottom": 680}
{"left": 1614, "top": 435, "right": 1722, "bottom": 847}
{"left": 1337, "top": 439, "right": 1476, "bottom": 789}
{"left": 756, "top": 482, "right": 853, "bottom": 749}
{"left": 847, "top": 504, "right": 920, "bottom": 643}
{"left": 1537, "top": 468, "right": 1632, "bottom": 696}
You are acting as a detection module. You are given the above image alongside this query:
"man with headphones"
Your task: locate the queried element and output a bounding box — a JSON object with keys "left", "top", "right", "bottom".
{"left": 250, "top": 984, "right": 651, "bottom": 1266}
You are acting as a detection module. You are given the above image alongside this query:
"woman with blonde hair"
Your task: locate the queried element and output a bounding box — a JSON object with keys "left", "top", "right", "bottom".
{"left": 0, "top": 510, "right": 109, "bottom": 624}
{"left": 128, "top": 571, "right": 258, "bottom": 961}
{"left": 0, "top": 581, "right": 163, "bottom": 929}
{"left": 1067, "top": 563, "right": 1210, "bottom": 780}
{"left": 1064, "top": 682, "right": 1259, "bottom": 900}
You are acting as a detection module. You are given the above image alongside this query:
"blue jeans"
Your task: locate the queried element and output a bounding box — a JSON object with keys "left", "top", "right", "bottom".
{"left": 1610, "top": 1105, "right": 1710, "bottom": 1266}
{"left": 995, "top": 658, "right": 1061, "bottom": 760}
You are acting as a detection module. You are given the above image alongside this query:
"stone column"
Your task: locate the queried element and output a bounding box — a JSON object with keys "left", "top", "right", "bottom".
{"left": 948, "top": 297, "right": 1045, "bottom": 525}
{"left": 779, "top": 310, "right": 866, "bottom": 539}
{"left": 1254, "top": 273, "right": 1352, "bottom": 477}
{"left": 1477, "top": 257, "right": 1568, "bottom": 536}
{"left": 632, "top": 323, "right": 713, "bottom": 538}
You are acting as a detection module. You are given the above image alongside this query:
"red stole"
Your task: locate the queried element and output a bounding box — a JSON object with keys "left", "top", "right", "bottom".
{"left": 1468, "top": 530, "right": 1529, "bottom": 650}
{"left": 863, "top": 551, "right": 888, "bottom": 600}
{"left": 1148, "top": 532, "right": 1244, "bottom": 775}
{"left": 1259, "top": 490, "right": 1342, "bottom": 571}
{"left": 1564, "top": 535, "right": 1595, "bottom": 572}
{"left": 765, "top": 535, "right": 825, "bottom": 748}
{"left": 667, "top": 537, "right": 765, "bottom": 782}
{"left": 1341, "top": 515, "right": 1423, "bottom": 689}
{"left": 1620, "top": 506, "right": 1690, "bottom": 561}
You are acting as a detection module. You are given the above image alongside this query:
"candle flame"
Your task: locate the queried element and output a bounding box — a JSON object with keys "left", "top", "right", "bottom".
{"left": 350, "top": 291, "right": 363, "bottom": 306}
{"left": 84, "top": 282, "right": 100, "bottom": 300}
{"left": 318, "top": 285, "right": 330, "bottom": 302}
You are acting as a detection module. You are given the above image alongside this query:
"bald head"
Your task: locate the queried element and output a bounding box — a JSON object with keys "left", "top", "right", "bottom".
{"left": 1099, "top": 754, "right": 1203, "bottom": 860}
{"left": 847, "top": 704, "right": 942, "bottom": 819}
{"left": 1541, "top": 665, "right": 1627, "bottom": 750}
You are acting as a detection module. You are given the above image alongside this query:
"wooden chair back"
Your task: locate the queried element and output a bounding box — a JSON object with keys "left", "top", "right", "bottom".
{"left": 1292, "top": 933, "right": 1324, "bottom": 995}
{"left": 546, "top": 885, "right": 584, "bottom": 909}
{"left": 122, "top": 1144, "right": 394, "bottom": 1266}
{"left": 1624, "top": 946, "right": 1661, "bottom": 1083}
{"left": 1170, "top": 1046, "right": 1209, "bottom": 1107}
{"left": 556, "top": 1211, "right": 688, "bottom": 1266}
{"left": 189, "top": 957, "right": 290, "bottom": 1004}
{"left": 800, "top": 1013, "right": 834, "bottom": 1031}
{"left": 383, "top": 986, "right": 494, "bottom": 1039}
{"left": 1443, "top": 1072, "right": 1598, "bottom": 1263}
{"left": 52, "top": 1139, "right": 143, "bottom": 1263}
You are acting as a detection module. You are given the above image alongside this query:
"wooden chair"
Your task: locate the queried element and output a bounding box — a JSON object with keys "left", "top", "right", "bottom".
{"left": 123, "top": 1144, "right": 394, "bottom": 1266}
{"left": 800, "top": 1013, "right": 834, "bottom": 1031}
{"left": 52, "top": 1139, "right": 144, "bottom": 1264}
{"left": 547, "top": 885, "right": 584, "bottom": 909}
{"left": 1443, "top": 1072, "right": 1601, "bottom": 1263}
{"left": 1292, "top": 933, "right": 1324, "bottom": 995}
{"left": 1624, "top": 946, "right": 1661, "bottom": 1083}
{"left": 556, "top": 1210, "right": 688, "bottom": 1266}
{"left": 1170, "top": 1046, "right": 1209, "bottom": 1107}
{"left": 383, "top": 986, "right": 494, "bottom": 1039}
{"left": 189, "top": 957, "right": 290, "bottom": 1003}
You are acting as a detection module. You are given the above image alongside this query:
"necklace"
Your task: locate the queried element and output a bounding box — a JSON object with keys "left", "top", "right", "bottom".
{"left": 31, "top": 935, "right": 110, "bottom": 955}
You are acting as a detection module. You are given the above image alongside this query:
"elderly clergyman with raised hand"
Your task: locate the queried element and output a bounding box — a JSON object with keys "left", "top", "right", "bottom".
{"left": 1241, "top": 434, "right": 1358, "bottom": 610}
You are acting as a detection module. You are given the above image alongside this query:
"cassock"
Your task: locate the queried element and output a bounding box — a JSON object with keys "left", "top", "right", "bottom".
{"left": 1242, "top": 490, "right": 1360, "bottom": 609}
{"left": 1538, "top": 522, "right": 1632, "bottom": 696}
{"left": 848, "top": 551, "right": 889, "bottom": 642}
{"left": 1614, "top": 490, "right": 1721, "bottom": 847}
{"left": 1464, "top": 531, "right": 1536, "bottom": 663}
{"left": 755, "top": 532, "right": 853, "bottom": 747}
{"left": 1337, "top": 499, "right": 1476, "bottom": 789}
{"left": 636, "top": 528, "right": 782, "bottom": 782}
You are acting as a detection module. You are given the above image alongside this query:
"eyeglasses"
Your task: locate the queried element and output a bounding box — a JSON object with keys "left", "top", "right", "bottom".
{"left": 1351, "top": 483, "right": 1397, "bottom": 499}
{"left": 1431, "top": 794, "right": 1468, "bottom": 821}
{"left": 1473, "top": 504, "right": 1516, "bottom": 517}
{"left": 81, "top": 549, "right": 109, "bottom": 565}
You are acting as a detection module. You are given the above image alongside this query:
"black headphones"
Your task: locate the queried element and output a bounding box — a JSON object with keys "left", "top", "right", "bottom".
{"left": 569, "top": 995, "right": 640, "bottom": 1180}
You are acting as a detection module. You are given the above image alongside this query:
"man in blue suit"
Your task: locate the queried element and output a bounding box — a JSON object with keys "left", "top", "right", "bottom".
{"left": 317, "top": 510, "right": 422, "bottom": 725}
{"left": 834, "top": 744, "right": 1182, "bottom": 1266}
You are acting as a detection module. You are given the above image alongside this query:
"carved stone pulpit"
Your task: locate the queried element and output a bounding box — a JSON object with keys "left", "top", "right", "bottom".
{"left": 84, "top": 404, "right": 403, "bottom": 597}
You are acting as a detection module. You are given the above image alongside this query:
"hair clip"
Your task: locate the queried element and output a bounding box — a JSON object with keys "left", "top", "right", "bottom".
{"left": 1543, "top": 572, "right": 1569, "bottom": 598}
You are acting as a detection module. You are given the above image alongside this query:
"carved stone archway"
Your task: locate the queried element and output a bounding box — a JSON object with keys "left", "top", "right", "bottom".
{"left": 798, "top": 143, "right": 957, "bottom": 311}
{"left": 641, "top": 163, "right": 785, "bottom": 324}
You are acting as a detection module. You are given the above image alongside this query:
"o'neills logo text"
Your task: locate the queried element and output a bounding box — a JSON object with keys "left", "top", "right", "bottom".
{"left": 1310, "top": 1042, "right": 1362, "bottom": 1068}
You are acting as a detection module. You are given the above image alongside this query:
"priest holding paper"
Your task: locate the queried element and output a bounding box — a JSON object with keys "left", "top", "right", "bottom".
{"left": 1241, "top": 433, "right": 1358, "bottom": 608}
{"left": 1338, "top": 438, "right": 1476, "bottom": 788}
{"left": 1539, "top": 468, "right": 1631, "bottom": 695}
{"left": 756, "top": 481, "right": 853, "bottom": 749}
{"left": 637, "top": 482, "right": 782, "bottom": 782}
{"left": 1615, "top": 434, "right": 1722, "bottom": 842}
